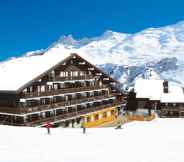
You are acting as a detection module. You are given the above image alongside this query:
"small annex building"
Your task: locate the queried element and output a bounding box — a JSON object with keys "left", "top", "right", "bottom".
{"left": 134, "top": 78, "right": 184, "bottom": 117}
{"left": 0, "top": 53, "right": 125, "bottom": 127}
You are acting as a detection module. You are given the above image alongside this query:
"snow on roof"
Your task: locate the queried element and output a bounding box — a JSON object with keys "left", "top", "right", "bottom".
{"left": 134, "top": 78, "right": 184, "bottom": 103}
{"left": 161, "top": 84, "right": 184, "bottom": 103}
{"left": 134, "top": 79, "right": 164, "bottom": 101}
{"left": 0, "top": 53, "right": 68, "bottom": 91}
{"left": 0, "top": 47, "right": 96, "bottom": 91}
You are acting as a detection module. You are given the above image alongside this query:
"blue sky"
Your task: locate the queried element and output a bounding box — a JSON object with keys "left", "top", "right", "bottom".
{"left": 0, "top": 0, "right": 184, "bottom": 61}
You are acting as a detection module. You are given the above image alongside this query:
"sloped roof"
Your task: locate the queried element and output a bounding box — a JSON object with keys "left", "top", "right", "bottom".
{"left": 0, "top": 50, "right": 118, "bottom": 92}
{"left": 0, "top": 52, "right": 72, "bottom": 91}
{"left": 134, "top": 78, "right": 184, "bottom": 103}
{"left": 135, "top": 79, "right": 164, "bottom": 101}
{"left": 161, "top": 84, "right": 184, "bottom": 103}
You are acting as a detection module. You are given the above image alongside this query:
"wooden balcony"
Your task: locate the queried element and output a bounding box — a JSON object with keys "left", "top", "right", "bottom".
{"left": 25, "top": 100, "right": 124, "bottom": 127}
{"left": 54, "top": 75, "right": 94, "bottom": 82}
{"left": 0, "top": 94, "right": 113, "bottom": 114}
{"left": 162, "top": 106, "right": 184, "bottom": 112}
{"left": 21, "top": 94, "right": 114, "bottom": 113}
{"left": 22, "top": 85, "right": 108, "bottom": 98}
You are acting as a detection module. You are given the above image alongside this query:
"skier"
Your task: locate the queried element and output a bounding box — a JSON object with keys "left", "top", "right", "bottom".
{"left": 81, "top": 119, "right": 86, "bottom": 134}
{"left": 83, "top": 126, "right": 86, "bottom": 134}
{"left": 45, "top": 121, "right": 52, "bottom": 135}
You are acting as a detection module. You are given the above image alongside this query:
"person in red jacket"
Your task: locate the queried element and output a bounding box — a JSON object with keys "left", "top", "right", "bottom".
{"left": 45, "top": 121, "right": 52, "bottom": 135}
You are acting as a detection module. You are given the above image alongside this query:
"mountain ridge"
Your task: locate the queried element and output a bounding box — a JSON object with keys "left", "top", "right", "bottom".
{"left": 1, "top": 21, "right": 184, "bottom": 89}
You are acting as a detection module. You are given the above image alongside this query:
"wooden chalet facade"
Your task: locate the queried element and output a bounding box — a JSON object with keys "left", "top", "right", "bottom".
{"left": 132, "top": 79, "right": 184, "bottom": 118}
{"left": 0, "top": 53, "right": 125, "bottom": 127}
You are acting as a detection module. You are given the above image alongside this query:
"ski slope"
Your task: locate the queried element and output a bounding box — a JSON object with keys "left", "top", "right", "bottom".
{"left": 0, "top": 118, "right": 184, "bottom": 162}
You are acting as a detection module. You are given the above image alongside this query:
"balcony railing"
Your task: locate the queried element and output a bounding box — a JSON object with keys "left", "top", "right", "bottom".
{"left": 54, "top": 75, "right": 94, "bottom": 82}
{"left": 0, "top": 100, "right": 125, "bottom": 126}
{"left": 22, "top": 85, "right": 108, "bottom": 98}
{"left": 0, "top": 94, "right": 112, "bottom": 114}
{"left": 21, "top": 94, "right": 114, "bottom": 113}
{"left": 26, "top": 100, "right": 124, "bottom": 127}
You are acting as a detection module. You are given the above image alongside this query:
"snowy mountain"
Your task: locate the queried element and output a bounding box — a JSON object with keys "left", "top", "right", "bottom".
{"left": 2, "top": 21, "right": 184, "bottom": 90}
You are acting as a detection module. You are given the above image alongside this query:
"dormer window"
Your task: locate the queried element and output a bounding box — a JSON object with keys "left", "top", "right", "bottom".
{"left": 72, "top": 55, "right": 76, "bottom": 59}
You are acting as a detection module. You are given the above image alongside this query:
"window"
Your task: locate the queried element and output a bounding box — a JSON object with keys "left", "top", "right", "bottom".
{"left": 48, "top": 85, "right": 52, "bottom": 91}
{"left": 40, "top": 85, "right": 45, "bottom": 92}
{"left": 99, "top": 81, "right": 102, "bottom": 86}
{"left": 54, "top": 84, "right": 58, "bottom": 90}
{"left": 80, "top": 71, "right": 85, "bottom": 76}
{"left": 30, "top": 86, "right": 33, "bottom": 92}
{"left": 65, "top": 72, "right": 68, "bottom": 77}
{"left": 60, "top": 71, "right": 68, "bottom": 77}
{"left": 87, "top": 116, "right": 91, "bottom": 122}
{"left": 51, "top": 71, "right": 55, "bottom": 80}
{"left": 23, "top": 88, "right": 27, "bottom": 93}
{"left": 40, "top": 99, "right": 46, "bottom": 105}
{"left": 94, "top": 114, "right": 99, "bottom": 121}
{"left": 65, "top": 95, "right": 68, "bottom": 101}
{"left": 60, "top": 71, "right": 65, "bottom": 77}
{"left": 60, "top": 83, "right": 64, "bottom": 88}
{"left": 103, "top": 112, "right": 107, "bottom": 118}
{"left": 72, "top": 71, "right": 78, "bottom": 77}
{"left": 111, "top": 110, "right": 115, "bottom": 116}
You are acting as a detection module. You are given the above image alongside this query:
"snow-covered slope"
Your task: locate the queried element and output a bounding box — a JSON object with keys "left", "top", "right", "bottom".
{"left": 1, "top": 118, "right": 184, "bottom": 162}
{"left": 1, "top": 21, "right": 184, "bottom": 90}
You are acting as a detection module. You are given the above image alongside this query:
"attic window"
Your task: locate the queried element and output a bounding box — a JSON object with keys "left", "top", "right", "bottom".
{"left": 79, "top": 71, "right": 85, "bottom": 76}
{"left": 96, "top": 73, "right": 102, "bottom": 76}
{"left": 60, "top": 71, "right": 65, "bottom": 77}
{"left": 79, "top": 62, "right": 86, "bottom": 65}
{"left": 88, "top": 67, "right": 94, "bottom": 71}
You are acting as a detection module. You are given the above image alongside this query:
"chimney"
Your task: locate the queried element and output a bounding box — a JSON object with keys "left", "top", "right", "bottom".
{"left": 163, "top": 80, "right": 169, "bottom": 93}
